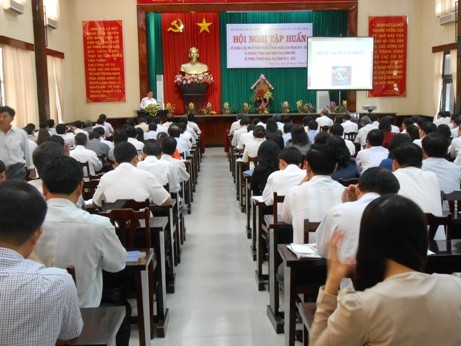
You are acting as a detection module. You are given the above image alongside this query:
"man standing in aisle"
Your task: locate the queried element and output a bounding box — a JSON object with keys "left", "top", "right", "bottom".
{"left": 0, "top": 106, "right": 35, "bottom": 180}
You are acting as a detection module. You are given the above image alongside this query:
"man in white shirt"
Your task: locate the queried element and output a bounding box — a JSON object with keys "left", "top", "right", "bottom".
{"left": 139, "top": 90, "right": 157, "bottom": 110}
{"left": 242, "top": 126, "right": 266, "bottom": 163}
{"left": 433, "top": 110, "right": 452, "bottom": 127}
{"left": 422, "top": 133, "right": 461, "bottom": 212}
{"left": 135, "top": 117, "right": 149, "bottom": 133}
{"left": 37, "top": 156, "right": 126, "bottom": 307}
{"left": 315, "top": 110, "right": 334, "bottom": 128}
{"left": 392, "top": 142, "right": 442, "bottom": 216}
{"left": 340, "top": 113, "right": 359, "bottom": 134}
{"left": 356, "top": 129, "right": 389, "bottom": 173}
{"left": 69, "top": 133, "right": 102, "bottom": 176}
{"left": 168, "top": 124, "right": 191, "bottom": 156}
{"left": 354, "top": 115, "right": 373, "bottom": 149}
{"left": 316, "top": 167, "right": 400, "bottom": 261}
{"left": 93, "top": 127, "right": 114, "bottom": 151}
{"left": 187, "top": 113, "right": 201, "bottom": 135}
{"left": 93, "top": 118, "right": 111, "bottom": 139}
{"left": 92, "top": 142, "right": 172, "bottom": 207}
{"left": 125, "top": 126, "right": 144, "bottom": 153}
{"left": 262, "top": 147, "right": 306, "bottom": 206}
{"left": 230, "top": 114, "right": 244, "bottom": 135}
{"left": 0, "top": 180, "right": 83, "bottom": 345}
{"left": 144, "top": 122, "right": 159, "bottom": 141}
{"left": 0, "top": 106, "right": 36, "bottom": 180}
{"left": 231, "top": 117, "right": 250, "bottom": 147}
{"left": 413, "top": 121, "right": 436, "bottom": 148}
{"left": 55, "top": 123, "right": 75, "bottom": 148}
{"left": 160, "top": 137, "right": 190, "bottom": 193}
{"left": 138, "top": 142, "right": 171, "bottom": 187}
{"left": 281, "top": 144, "right": 345, "bottom": 243}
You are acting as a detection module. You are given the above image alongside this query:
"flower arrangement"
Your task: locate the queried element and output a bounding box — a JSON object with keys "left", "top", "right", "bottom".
{"left": 223, "top": 102, "right": 232, "bottom": 115}
{"left": 144, "top": 103, "right": 162, "bottom": 117}
{"left": 281, "top": 101, "right": 290, "bottom": 114}
{"left": 174, "top": 72, "right": 214, "bottom": 85}
{"left": 252, "top": 74, "right": 274, "bottom": 114}
{"left": 296, "top": 100, "right": 316, "bottom": 113}
{"left": 202, "top": 102, "right": 217, "bottom": 115}
{"left": 242, "top": 102, "right": 251, "bottom": 114}
{"left": 165, "top": 102, "right": 176, "bottom": 115}
{"left": 328, "top": 100, "right": 348, "bottom": 113}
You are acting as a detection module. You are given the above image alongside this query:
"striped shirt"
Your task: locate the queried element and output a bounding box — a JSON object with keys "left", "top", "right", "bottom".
{"left": 0, "top": 248, "right": 82, "bottom": 346}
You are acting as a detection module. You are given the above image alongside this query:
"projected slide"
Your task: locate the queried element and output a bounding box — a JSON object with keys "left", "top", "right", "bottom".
{"left": 307, "top": 37, "right": 374, "bottom": 90}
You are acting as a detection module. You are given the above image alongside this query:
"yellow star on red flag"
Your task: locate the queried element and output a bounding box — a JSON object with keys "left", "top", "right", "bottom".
{"left": 196, "top": 18, "right": 212, "bottom": 33}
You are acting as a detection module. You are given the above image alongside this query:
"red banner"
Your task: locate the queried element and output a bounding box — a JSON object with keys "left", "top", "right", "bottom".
{"left": 368, "top": 16, "right": 407, "bottom": 97}
{"left": 82, "top": 20, "right": 126, "bottom": 103}
{"left": 138, "top": 0, "right": 352, "bottom": 3}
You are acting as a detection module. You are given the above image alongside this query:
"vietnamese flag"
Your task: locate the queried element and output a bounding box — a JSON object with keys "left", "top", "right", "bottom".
{"left": 161, "top": 12, "right": 221, "bottom": 114}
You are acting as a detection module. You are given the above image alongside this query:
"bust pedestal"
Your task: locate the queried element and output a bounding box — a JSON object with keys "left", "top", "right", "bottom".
{"left": 181, "top": 83, "right": 207, "bottom": 114}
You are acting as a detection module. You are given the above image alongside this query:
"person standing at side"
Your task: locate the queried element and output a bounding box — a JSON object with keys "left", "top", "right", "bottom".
{"left": 0, "top": 106, "right": 36, "bottom": 180}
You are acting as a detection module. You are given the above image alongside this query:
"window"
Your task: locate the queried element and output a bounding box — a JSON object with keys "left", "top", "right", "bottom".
{"left": 436, "top": 0, "right": 456, "bottom": 16}
{"left": 440, "top": 51, "right": 455, "bottom": 114}
{"left": 44, "top": 0, "right": 60, "bottom": 21}
{"left": 0, "top": 47, "right": 4, "bottom": 106}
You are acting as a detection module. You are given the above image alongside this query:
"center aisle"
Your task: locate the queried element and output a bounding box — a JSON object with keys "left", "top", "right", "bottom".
{"left": 133, "top": 147, "right": 285, "bottom": 345}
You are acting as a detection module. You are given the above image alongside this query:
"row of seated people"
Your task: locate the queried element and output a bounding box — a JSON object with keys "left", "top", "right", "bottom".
{"left": 228, "top": 115, "right": 461, "bottom": 343}
{"left": 0, "top": 118, "right": 200, "bottom": 344}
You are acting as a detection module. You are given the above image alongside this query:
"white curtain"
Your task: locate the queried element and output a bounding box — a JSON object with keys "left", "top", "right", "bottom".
{"left": 433, "top": 52, "right": 444, "bottom": 116}
{"left": 435, "top": 0, "right": 456, "bottom": 15}
{"left": 1, "top": 44, "right": 38, "bottom": 127}
{"left": 451, "top": 49, "right": 457, "bottom": 106}
{"left": 47, "top": 56, "right": 63, "bottom": 124}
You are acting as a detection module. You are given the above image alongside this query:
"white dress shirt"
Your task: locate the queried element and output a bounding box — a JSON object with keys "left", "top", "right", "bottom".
{"left": 422, "top": 157, "right": 461, "bottom": 193}
{"left": 237, "top": 130, "right": 253, "bottom": 150}
{"left": 354, "top": 124, "right": 373, "bottom": 148}
{"left": 393, "top": 166, "right": 442, "bottom": 216}
{"left": 316, "top": 192, "right": 380, "bottom": 262}
{"left": 160, "top": 154, "right": 190, "bottom": 182}
{"left": 137, "top": 155, "right": 171, "bottom": 186}
{"left": 356, "top": 146, "right": 389, "bottom": 173}
{"left": 231, "top": 126, "right": 248, "bottom": 147}
{"left": 243, "top": 137, "right": 266, "bottom": 162}
{"left": 92, "top": 162, "right": 170, "bottom": 206}
{"left": 281, "top": 175, "right": 344, "bottom": 243}
{"left": 35, "top": 198, "right": 126, "bottom": 307}
{"left": 448, "top": 137, "right": 461, "bottom": 166}
{"left": 188, "top": 121, "right": 201, "bottom": 135}
{"left": 0, "top": 126, "right": 34, "bottom": 169}
{"left": 344, "top": 139, "right": 356, "bottom": 156}
{"left": 70, "top": 145, "right": 102, "bottom": 175}
{"left": 262, "top": 164, "right": 306, "bottom": 206}
{"left": 140, "top": 96, "right": 157, "bottom": 109}
{"left": 127, "top": 137, "right": 145, "bottom": 153}
{"left": 230, "top": 120, "right": 241, "bottom": 135}
{"left": 316, "top": 115, "right": 334, "bottom": 128}
{"left": 341, "top": 120, "right": 359, "bottom": 134}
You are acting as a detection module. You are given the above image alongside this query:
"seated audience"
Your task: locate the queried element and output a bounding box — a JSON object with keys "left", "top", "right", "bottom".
{"left": 316, "top": 110, "right": 334, "bottom": 127}
{"left": 125, "top": 125, "right": 144, "bottom": 153}
{"left": 401, "top": 117, "right": 414, "bottom": 134}
{"left": 354, "top": 115, "right": 372, "bottom": 149}
{"left": 30, "top": 142, "right": 66, "bottom": 193}
{"left": 187, "top": 112, "right": 201, "bottom": 135}
{"left": 98, "top": 113, "right": 114, "bottom": 136}
{"left": 433, "top": 110, "right": 452, "bottom": 127}
{"left": 160, "top": 137, "right": 190, "bottom": 193}
{"left": 327, "top": 136, "right": 359, "bottom": 181}
{"left": 281, "top": 144, "right": 345, "bottom": 243}
{"left": 379, "top": 116, "right": 396, "bottom": 148}
{"left": 250, "top": 140, "right": 281, "bottom": 196}
{"left": 92, "top": 142, "right": 172, "bottom": 207}
{"left": 392, "top": 143, "right": 442, "bottom": 216}
{"left": 265, "top": 118, "right": 284, "bottom": 149}
{"left": 237, "top": 123, "right": 255, "bottom": 150}
{"left": 168, "top": 124, "right": 191, "bottom": 156}
{"left": 231, "top": 117, "right": 250, "bottom": 147}
{"left": 311, "top": 194, "right": 461, "bottom": 345}
{"left": 70, "top": 132, "right": 102, "bottom": 176}
{"left": 93, "top": 118, "right": 111, "bottom": 139}
{"left": 282, "top": 122, "right": 293, "bottom": 145}
{"left": 316, "top": 167, "right": 399, "bottom": 260}
{"left": 87, "top": 130, "right": 110, "bottom": 157}
{"left": 356, "top": 129, "right": 389, "bottom": 173}
{"left": 413, "top": 121, "right": 437, "bottom": 147}
{"left": 262, "top": 146, "right": 305, "bottom": 206}
{"left": 0, "top": 180, "right": 82, "bottom": 344}
{"left": 306, "top": 120, "right": 318, "bottom": 144}
{"left": 55, "top": 123, "right": 75, "bottom": 148}
{"left": 229, "top": 113, "right": 244, "bottom": 135}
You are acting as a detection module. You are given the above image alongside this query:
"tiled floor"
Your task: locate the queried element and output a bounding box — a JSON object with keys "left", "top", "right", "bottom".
{"left": 129, "top": 147, "right": 286, "bottom": 345}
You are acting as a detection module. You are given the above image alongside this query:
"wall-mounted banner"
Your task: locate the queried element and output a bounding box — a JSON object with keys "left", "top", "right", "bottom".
{"left": 82, "top": 20, "right": 126, "bottom": 103}
{"left": 368, "top": 16, "right": 407, "bottom": 97}
{"left": 227, "top": 23, "right": 312, "bottom": 68}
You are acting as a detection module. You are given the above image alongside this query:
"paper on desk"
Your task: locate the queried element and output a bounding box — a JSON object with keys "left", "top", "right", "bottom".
{"left": 84, "top": 199, "right": 93, "bottom": 207}
{"left": 288, "top": 243, "right": 322, "bottom": 258}
{"left": 126, "top": 251, "right": 140, "bottom": 262}
{"left": 427, "top": 249, "right": 436, "bottom": 255}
